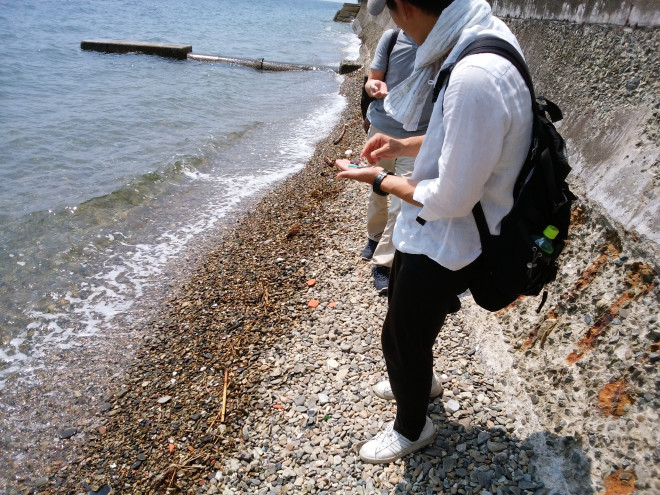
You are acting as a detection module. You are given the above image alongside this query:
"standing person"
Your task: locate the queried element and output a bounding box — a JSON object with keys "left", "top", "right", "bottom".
{"left": 336, "top": 0, "right": 533, "bottom": 463}
{"left": 361, "top": 27, "right": 433, "bottom": 295}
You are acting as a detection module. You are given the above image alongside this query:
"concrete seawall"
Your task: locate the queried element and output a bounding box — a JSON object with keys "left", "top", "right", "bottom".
{"left": 491, "top": 0, "right": 660, "bottom": 27}
{"left": 354, "top": 2, "right": 659, "bottom": 493}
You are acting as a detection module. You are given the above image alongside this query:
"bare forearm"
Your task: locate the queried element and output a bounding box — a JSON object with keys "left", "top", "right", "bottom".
{"left": 397, "top": 136, "right": 425, "bottom": 157}
{"left": 379, "top": 174, "right": 422, "bottom": 206}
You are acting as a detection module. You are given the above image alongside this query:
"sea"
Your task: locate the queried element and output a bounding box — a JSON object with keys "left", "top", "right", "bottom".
{"left": 0, "top": 0, "right": 359, "bottom": 485}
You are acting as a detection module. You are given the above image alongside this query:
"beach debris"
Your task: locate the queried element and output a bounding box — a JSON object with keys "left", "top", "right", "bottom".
{"left": 323, "top": 156, "right": 334, "bottom": 167}
{"left": 349, "top": 159, "right": 368, "bottom": 169}
{"left": 308, "top": 299, "right": 320, "bottom": 308}
{"left": 157, "top": 396, "right": 172, "bottom": 404}
{"left": 344, "top": 149, "right": 352, "bottom": 157}
{"left": 220, "top": 369, "right": 228, "bottom": 423}
{"left": 286, "top": 222, "right": 302, "bottom": 238}
{"left": 307, "top": 279, "right": 316, "bottom": 287}
{"left": 332, "top": 124, "right": 347, "bottom": 144}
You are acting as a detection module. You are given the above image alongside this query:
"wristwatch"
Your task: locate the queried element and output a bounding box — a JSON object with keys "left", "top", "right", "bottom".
{"left": 373, "top": 170, "right": 394, "bottom": 196}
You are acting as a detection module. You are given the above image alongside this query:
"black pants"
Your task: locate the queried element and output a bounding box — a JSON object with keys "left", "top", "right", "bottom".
{"left": 383, "top": 250, "right": 481, "bottom": 440}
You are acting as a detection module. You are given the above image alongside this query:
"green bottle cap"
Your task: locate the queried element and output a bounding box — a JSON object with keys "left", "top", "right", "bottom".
{"left": 543, "top": 225, "right": 559, "bottom": 240}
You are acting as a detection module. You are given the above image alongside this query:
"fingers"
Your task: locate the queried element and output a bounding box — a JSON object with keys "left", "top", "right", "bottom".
{"left": 361, "top": 133, "right": 389, "bottom": 164}
{"left": 371, "top": 81, "right": 389, "bottom": 99}
{"left": 336, "top": 166, "right": 380, "bottom": 184}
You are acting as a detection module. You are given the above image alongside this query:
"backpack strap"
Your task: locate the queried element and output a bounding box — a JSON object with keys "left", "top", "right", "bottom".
{"left": 451, "top": 38, "right": 567, "bottom": 206}
{"left": 432, "top": 37, "right": 536, "bottom": 104}
{"left": 382, "top": 28, "right": 401, "bottom": 75}
{"left": 430, "top": 38, "right": 537, "bottom": 238}
{"left": 451, "top": 39, "right": 537, "bottom": 242}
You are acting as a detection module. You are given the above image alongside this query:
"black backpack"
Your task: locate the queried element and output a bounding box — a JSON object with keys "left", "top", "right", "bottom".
{"left": 432, "top": 37, "right": 576, "bottom": 312}
{"left": 360, "top": 29, "right": 400, "bottom": 126}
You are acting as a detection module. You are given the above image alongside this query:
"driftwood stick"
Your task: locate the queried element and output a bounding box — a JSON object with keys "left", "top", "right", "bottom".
{"left": 324, "top": 156, "right": 335, "bottom": 167}
{"left": 206, "top": 368, "right": 230, "bottom": 432}
{"left": 221, "top": 369, "right": 229, "bottom": 423}
{"left": 332, "top": 124, "right": 347, "bottom": 145}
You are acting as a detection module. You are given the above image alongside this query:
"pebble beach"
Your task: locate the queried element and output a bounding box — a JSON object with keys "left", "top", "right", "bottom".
{"left": 8, "top": 64, "right": 660, "bottom": 495}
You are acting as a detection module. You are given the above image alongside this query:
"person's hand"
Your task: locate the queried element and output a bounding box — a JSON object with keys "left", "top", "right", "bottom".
{"left": 367, "top": 80, "right": 389, "bottom": 99}
{"left": 361, "top": 133, "right": 404, "bottom": 164}
{"left": 335, "top": 159, "right": 381, "bottom": 184}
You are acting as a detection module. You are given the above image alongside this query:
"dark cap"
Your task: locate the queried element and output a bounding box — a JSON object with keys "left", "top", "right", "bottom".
{"left": 367, "top": 0, "right": 388, "bottom": 16}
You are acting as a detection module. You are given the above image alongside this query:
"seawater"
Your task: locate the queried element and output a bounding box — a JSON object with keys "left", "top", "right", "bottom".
{"left": 0, "top": 0, "right": 358, "bottom": 384}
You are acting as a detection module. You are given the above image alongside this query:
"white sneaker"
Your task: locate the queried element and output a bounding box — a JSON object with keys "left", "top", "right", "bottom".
{"left": 373, "top": 372, "right": 443, "bottom": 401}
{"left": 359, "top": 417, "right": 435, "bottom": 464}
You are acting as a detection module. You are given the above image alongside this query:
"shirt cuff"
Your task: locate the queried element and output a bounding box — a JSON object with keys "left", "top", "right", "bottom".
{"left": 412, "top": 179, "right": 441, "bottom": 223}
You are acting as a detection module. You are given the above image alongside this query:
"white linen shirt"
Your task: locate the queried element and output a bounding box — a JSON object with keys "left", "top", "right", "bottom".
{"left": 393, "top": 18, "right": 533, "bottom": 270}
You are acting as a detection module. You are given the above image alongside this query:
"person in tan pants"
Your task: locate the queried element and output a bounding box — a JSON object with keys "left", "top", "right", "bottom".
{"left": 362, "top": 28, "right": 433, "bottom": 294}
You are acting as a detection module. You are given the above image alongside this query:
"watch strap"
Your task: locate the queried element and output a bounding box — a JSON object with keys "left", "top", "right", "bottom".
{"left": 373, "top": 170, "right": 394, "bottom": 196}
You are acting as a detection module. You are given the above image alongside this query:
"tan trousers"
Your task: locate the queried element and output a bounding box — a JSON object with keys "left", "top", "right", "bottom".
{"left": 365, "top": 125, "right": 416, "bottom": 269}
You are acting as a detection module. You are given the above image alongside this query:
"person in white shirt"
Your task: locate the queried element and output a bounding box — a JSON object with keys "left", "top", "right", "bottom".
{"left": 335, "top": 0, "right": 533, "bottom": 463}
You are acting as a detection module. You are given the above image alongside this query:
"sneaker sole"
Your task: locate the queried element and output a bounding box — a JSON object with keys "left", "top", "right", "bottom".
{"left": 359, "top": 431, "right": 436, "bottom": 464}
{"left": 373, "top": 386, "right": 443, "bottom": 401}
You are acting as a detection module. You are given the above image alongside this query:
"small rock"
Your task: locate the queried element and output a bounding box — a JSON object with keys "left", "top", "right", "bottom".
{"left": 443, "top": 457, "right": 456, "bottom": 472}
{"left": 486, "top": 440, "right": 508, "bottom": 453}
{"left": 518, "top": 480, "right": 537, "bottom": 490}
{"left": 90, "top": 486, "right": 113, "bottom": 495}
{"left": 445, "top": 399, "right": 460, "bottom": 413}
{"left": 158, "top": 396, "right": 172, "bottom": 404}
{"left": 59, "top": 428, "right": 77, "bottom": 439}
{"left": 476, "top": 432, "right": 490, "bottom": 445}
{"left": 34, "top": 477, "right": 49, "bottom": 488}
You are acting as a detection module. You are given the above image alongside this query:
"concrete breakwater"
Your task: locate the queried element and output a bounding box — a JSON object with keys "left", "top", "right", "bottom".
{"left": 353, "top": 2, "right": 660, "bottom": 494}
{"left": 81, "top": 39, "right": 339, "bottom": 72}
